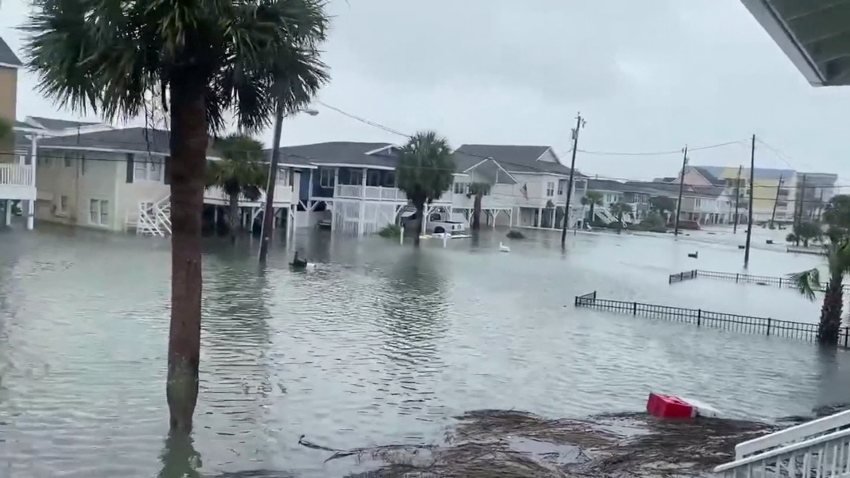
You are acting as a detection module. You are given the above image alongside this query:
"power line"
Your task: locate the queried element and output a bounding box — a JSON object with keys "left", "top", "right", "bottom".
{"left": 575, "top": 140, "right": 746, "bottom": 157}
{"left": 315, "top": 101, "right": 410, "bottom": 138}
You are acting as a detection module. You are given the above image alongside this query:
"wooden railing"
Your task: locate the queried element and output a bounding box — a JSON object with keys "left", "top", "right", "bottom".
{"left": 0, "top": 164, "right": 34, "bottom": 187}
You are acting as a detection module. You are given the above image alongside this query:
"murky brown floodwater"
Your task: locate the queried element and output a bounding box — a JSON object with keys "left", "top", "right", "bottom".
{"left": 1, "top": 223, "right": 848, "bottom": 477}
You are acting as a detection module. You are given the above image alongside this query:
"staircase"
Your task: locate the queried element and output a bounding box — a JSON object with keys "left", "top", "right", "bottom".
{"left": 134, "top": 196, "right": 171, "bottom": 237}
{"left": 714, "top": 409, "right": 850, "bottom": 478}
{"left": 594, "top": 207, "right": 617, "bottom": 224}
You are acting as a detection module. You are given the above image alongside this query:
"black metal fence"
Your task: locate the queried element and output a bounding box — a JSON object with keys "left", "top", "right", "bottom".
{"left": 574, "top": 291, "right": 850, "bottom": 347}
{"left": 667, "top": 269, "right": 841, "bottom": 291}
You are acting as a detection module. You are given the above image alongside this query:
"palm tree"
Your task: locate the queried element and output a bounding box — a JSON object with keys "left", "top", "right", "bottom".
{"left": 24, "top": 0, "right": 329, "bottom": 433}
{"left": 468, "top": 182, "right": 490, "bottom": 230}
{"left": 582, "top": 192, "right": 603, "bottom": 223}
{"left": 396, "top": 131, "right": 455, "bottom": 246}
{"left": 609, "top": 202, "right": 633, "bottom": 233}
{"left": 206, "top": 134, "right": 268, "bottom": 243}
{"left": 791, "top": 239, "right": 850, "bottom": 346}
{"left": 0, "top": 118, "right": 12, "bottom": 140}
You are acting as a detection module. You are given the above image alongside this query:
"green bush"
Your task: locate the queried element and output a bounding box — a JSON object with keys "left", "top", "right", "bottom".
{"left": 506, "top": 230, "right": 525, "bottom": 239}
{"left": 634, "top": 213, "right": 666, "bottom": 232}
{"left": 378, "top": 224, "right": 402, "bottom": 238}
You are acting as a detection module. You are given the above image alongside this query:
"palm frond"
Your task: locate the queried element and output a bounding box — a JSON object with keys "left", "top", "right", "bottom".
{"left": 789, "top": 268, "right": 821, "bottom": 301}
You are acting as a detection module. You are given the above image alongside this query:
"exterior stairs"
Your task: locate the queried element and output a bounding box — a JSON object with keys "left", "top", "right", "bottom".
{"left": 135, "top": 196, "right": 171, "bottom": 237}
{"left": 715, "top": 408, "right": 850, "bottom": 478}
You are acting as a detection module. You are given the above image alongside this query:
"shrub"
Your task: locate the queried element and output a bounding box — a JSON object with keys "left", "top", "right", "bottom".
{"left": 506, "top": 230, "right": 526, "bottom": 239}
{"left": 378, "top": 224, "right": 402, "bottom": 238}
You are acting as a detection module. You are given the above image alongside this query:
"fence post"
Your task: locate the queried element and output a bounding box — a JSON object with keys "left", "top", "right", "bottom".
{"left": 736, "top": 273, "right": 739, "bottom": 283}
{"left": 778, "top": 278, "right": 782, "bottom": 288}
{"left": 845, "top": 328, "right": 849, "bottom": 347}
{"left": 669, "top": 275, "right": 672, "bottom": 284}
{"left": 766, "top": 318, "right": 771, "bottom": 336}
{"left": 633, "top": 302, "right": 637, "bottom": 315}
{"left": 574, "top": 296, "right": 578, "bottom": 306}
{"left": 697, "top": 309, "right": 701, "bottom": 326}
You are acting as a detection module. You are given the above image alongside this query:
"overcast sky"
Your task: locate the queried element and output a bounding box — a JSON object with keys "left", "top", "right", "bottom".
{"left": 2, "top": 0, "right": 849, "bottom": 183}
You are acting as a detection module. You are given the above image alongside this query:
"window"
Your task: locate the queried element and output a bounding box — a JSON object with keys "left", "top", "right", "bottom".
{"left": 319, "top": 168, "right": 334, "bottom": 188}
{"left": 348, "top": 169, "right": 363, "bottom": 185}
{"left": 367, "top": 170, "right": 382, "bottom": 187}
{"left": 454, "top": 182, "right": 468, "bottom": 195}
{"left": 557, "top": 180, "right": 566, "bottom": 196}
{"left": 546, "top": 181, "right": 555, "bottom": 197}
{"left": 89, "top": 199, "right": 110, "bottom": 226}
{"left": 276, "top": 168, "right": 289, "bottom": 186}
{"left": 64, "top": 152, "right": 72, "bottom": 168}
{"left": 695, "top": 198, "right": 702, "bottom": 208}
{"left": 134, "top": 156, "right": 164, "bottom": 182}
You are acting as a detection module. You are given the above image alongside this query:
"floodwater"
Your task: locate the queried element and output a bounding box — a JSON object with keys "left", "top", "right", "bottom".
{"left": 1, "top": 223, "right": 849, "bottom": 478}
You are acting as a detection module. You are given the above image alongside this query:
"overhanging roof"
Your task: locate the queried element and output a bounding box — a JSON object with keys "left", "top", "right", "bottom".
{"left": 742, "top": 0, "right": 850, "bottom": 86}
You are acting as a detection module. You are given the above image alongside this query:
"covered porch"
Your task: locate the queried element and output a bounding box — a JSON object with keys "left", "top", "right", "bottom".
{"left": 0, "top": 163, "right": 36, "bottom": 229}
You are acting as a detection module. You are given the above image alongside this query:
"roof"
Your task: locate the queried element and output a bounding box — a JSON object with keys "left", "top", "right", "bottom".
{"left": 695, "top": 165, "right": 795, "bottom": 181}
{"left": 39, "top": 127, "right": 220, "bottom": 157}
{"left": 460, "top": 157, "right": 518, "bottom": 185}
{"left": 275, "top": 141, "right": 396, "bottom": 169}
{"left": 740, "top": 0, "right": 850, "bottom": 86}
{"left": 691, "top": 166, "right": 725, "bottom": 186}
{"left": 455, "top": 144, "right": 583, "bottom": 177}
{"left": 27, "top": 116, "right": 103, "bottom": 131}
{"left": 0, "top": 37, "right": 21, "bottom": 67}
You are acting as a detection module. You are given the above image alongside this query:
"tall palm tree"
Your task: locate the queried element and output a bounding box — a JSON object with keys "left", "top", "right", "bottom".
{"left": 468, "top": 182, "right": 490, "bottom": 230}
{"left": 396, "top": 131, "right": 455, "bottom": 246}
{"left": 791, "top": 238, "right": 850, "bottom": 346}
{"left": 24, "top": 0, "right": 329, "bottom": 433}
{"left": 582, "top": 191, "right": 603, "bottom": 223}
{"left": 206, "top": 134, "right": 268, "bottom": 243}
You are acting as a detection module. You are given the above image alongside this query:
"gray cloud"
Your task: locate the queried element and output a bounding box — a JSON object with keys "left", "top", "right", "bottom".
{"left": 1, "top": 0, "right": 849, "bottom": 184}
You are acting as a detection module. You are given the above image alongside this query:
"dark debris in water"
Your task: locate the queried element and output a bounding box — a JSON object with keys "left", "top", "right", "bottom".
{"left": 300, "top": 409, "right": 779, "bottom": 478}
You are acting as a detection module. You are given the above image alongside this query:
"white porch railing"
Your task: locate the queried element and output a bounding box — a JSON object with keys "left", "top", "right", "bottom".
{"left": 0, "top": 164, "right": 34, "bottom": 186}
{"left": 335, "top": 184, "right": 409, "bottom": 202}
{"left": 715, "top": 409, "right": 850, "bottom": 478}
{"left": 204, "top": 186, "right": 292, "bottom": 205}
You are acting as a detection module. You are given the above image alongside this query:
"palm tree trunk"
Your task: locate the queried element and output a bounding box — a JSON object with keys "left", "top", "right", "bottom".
{"left": 472, "top": 194, "right": 482, "bottom": 230}
{"left": 228, "top": 193, "right": 239, "bottom": 244}
{"left": 819, "top": 276, "right": 844, "bottom": 346}
{"left": 166, "top": 76, "right": 206, "bottom": 434}
{"left": 413, "top": 198, "right": 425, "bottom": 246}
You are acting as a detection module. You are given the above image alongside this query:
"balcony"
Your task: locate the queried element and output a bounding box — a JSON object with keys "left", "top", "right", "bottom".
{"left": 203, "top": 185, "right": 292, "bottom": 206}
{"left": 0, "top": 164, "right": 36, "bottom": 201}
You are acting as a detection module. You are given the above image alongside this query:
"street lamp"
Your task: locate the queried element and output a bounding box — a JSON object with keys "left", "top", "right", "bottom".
{"left": 258, "top": 105, "right": 319, "bottom": 262}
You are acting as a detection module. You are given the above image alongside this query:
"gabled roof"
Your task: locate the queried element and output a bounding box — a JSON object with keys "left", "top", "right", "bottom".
{"left": 274, "top": 141, "right": 396, "bottom": 169}
{"left": 39, "top": 127, "right": 221, "bottom": 157}
{"left": 455, "top": 144, "right": 583, "bottom": 177}
{"left": 691, "top": 166, "right": 725, "bottom": 186}
{"left": 0, "top": 37, "right": 21, "bottom": 68}
{"left": 458, "top": 157, "right": 518, "bottom": 185}
{"left": 26, "top": 116, "right": 104, "bottom": 131}
{"left": 695, "top": 165, "right": 794, "bottom": 181}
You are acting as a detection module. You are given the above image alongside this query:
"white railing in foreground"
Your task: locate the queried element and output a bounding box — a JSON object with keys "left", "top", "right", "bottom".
{"left": 0, "top": 164, "right": 34, "bottom": 186}
{"left": 715, "top": 409, "right": 850, "bottom": 478}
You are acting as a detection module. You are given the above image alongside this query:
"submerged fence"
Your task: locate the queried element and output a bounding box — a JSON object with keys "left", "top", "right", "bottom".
{"left": 667, "top": 269, "right": 843, "bottom": 291}
{"left": 574, "top": 291, "right": 850, "bottom": 347}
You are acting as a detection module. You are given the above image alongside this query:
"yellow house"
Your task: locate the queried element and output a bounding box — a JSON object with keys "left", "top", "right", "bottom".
{"left": 683, "top": 166, "right": 795, "bottom": 223}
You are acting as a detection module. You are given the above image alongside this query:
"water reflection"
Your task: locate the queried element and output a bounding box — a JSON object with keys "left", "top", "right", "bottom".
{"left": 159, "top": 433, "right": 203, "bottom": 478}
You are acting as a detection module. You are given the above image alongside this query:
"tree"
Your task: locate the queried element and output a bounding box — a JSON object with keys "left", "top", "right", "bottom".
{"left": 206, "top": 135, "right": 268, "bottom": 243}
{"left": 786, "top": 221, "right": 822, "bottom": 247}
{"left": 396, "top": 131, "right": 455, "bottom": 246}
{"left": 0, "top": 118, "right": 12, "bottom": 140}
{"left": 650, "top": 196, "right": 676, "bottom": 222}
{"left": 25, "top": 0, "right": 329, "bottom": 433}
{"left": 581, "top": 192, "right": 603, "bottom": 223}
{"left": 468, "top": 182, "right": 490, "bottom": 230}
{"left": 790, "top": 239, "right": 850, "bottom": 346}
{"left": 823, "top": 195, "right": 850, "bottom": 237}
{"left": 609, "top": 202, "right": 633, "bottom": 230}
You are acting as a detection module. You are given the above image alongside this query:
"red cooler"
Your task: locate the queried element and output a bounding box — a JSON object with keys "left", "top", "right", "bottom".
{"left": 646, "top": 392, "right": 695, "bottom": 418}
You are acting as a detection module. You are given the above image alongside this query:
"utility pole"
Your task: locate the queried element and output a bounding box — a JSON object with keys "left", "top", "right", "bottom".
{"left": 259, "top": 103, "right": 285, "bottom": 263}
{"left": 770, "top": 175, "right": 783, "bottom": 229}
{"left": 733, "top": 165, "right": 742, "bottom": 234}
{"left": 797, "top": 173, "right": 807, "bottom": 227}
{"left": 560, "top": 112, "right": 585, "bottom": 247}
{"left": 673, "top": 145, "right": 688, "bottom": 237}
{"left": 744, "top": 134, "right": 755, "bottom": 268}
